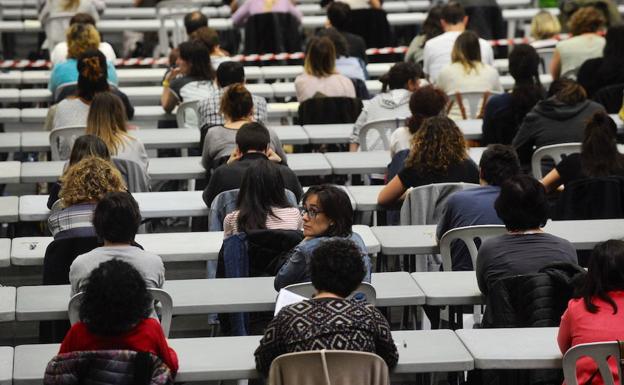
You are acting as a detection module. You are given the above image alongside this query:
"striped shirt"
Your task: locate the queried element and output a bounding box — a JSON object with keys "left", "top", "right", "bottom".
{"left": 48, "top": 202, "right": 97, "bottom": 239}
{"left": 223, "top": 207, "right": 303, "bottom": 237}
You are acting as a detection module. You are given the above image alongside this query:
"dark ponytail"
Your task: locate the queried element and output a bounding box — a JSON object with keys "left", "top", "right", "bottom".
{"left": 77, "top": 49, "right": 109, "bottom": 102}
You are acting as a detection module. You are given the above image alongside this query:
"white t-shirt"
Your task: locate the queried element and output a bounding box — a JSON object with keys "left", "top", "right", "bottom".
{"left": 389, "top": 126, "right": 411, "bottom": 157}
{"left": 423, "top": 31, "right": 494, "bottom": 82}
{"left": 50, "top": 42, "right": 117, "bottom": 67}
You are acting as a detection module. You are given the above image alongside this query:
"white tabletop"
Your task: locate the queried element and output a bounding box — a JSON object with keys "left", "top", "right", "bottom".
{"left": 456, "top": 327, "right": 561, "bottom": 369}
{"left": 0, "top": 347, "right": 12, "bottom": 385}
{"left": 324, "top": 151, "right": 390, "bottom": 175}
{"left": 287, "top": 153, "right": 333, "bottom": 176}
{"left": 0, "top": 287, "right": 15, "bottom": 322}
{"left": 269, "top": 125, "right": 309, "bottom": 145}
{"left": 15, "top": 271, "right": 423, "bottom": 321}
{"left": 0, "top": 239, "right": 9, "bottom": 268}
{"left": 372, "top": 225, "right": 438, "bottom": 255}
{"left": 0, "top": 161, "right": 20, "bottom": 184}
{"left": 303, "top": 124, "right": 353, "bottom": 144}
{"left": 0, "top": 132, "right": 20, "bottom": 152}
{"left": 411, "top": 271, "right": 483, "bottom": 306}
{"left": 346, "top": 185, "right": 384, "bottom": 212}
{"left": 13, "top": 329, "right": 472, "bottom": 384}
{"left": 0, "top": 196, "right": 18, "bottom": 223}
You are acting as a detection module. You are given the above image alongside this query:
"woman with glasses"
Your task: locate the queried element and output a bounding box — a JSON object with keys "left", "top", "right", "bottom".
{"left": 274, "top": 184, "right": 371, "bottom": 291}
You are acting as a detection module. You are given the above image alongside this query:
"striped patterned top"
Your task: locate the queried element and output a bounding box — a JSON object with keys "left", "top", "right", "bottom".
{"left": 223, "top": 207, "right": 303, "bottom": 237}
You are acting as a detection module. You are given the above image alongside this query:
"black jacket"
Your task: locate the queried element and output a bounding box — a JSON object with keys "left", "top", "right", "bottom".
{"left": 554, "top": 176, "right": 624, "bottom": 220}
{"left": 296, "top": 97, "right": 363, "bottom": 125}
{"left": 202, "top": 153, "right": 303, "bottom": 208}
{"left": 243, "top": 12, "right": 302, "bottom": 55}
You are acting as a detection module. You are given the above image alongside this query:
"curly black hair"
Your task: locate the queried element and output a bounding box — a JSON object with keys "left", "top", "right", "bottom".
{"left": 310, "top": 239, "right": 365, "bottom": 298}
{"left": 79, "top": 259, "right": 152, "bottom": 336}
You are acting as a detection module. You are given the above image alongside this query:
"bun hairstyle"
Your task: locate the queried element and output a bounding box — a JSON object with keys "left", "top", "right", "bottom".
{"left": 406, "top": 86, "right": 448, "bottom": 134}
{"left": 379, "top": 62, "right": 423, "bottom": 92}
{"left": 77, "top": 49, "right": 109, "bottom": 102}
{"left": 219, "top": 83, "right": 254, "bottom": 121}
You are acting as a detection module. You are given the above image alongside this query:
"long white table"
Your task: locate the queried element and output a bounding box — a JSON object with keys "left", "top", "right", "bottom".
{"left": 456, "top": 327, "right": 561, "bottom": 369}
{"left": 412, "top": 271, "right": 483, "bottom": 306}
{"left": 0, "top": 287, "right": 16, "bottom": 322}
{"left": 0, "top": 196, "right": 18, "bottom": 223}
{"left": 0, "top": 347, "right": 12, "bottom": 385}
{"left": 9, "top": 224, "right": 380, "bottom": 266}
{"left": 0, "top": 161, "right": 20, "bottom": 184}
{"left": 12, "top": 329, "right": 473, "bottom": 384}
{"left": 15, "top": 271, "right": 423, "bottom": 321}
{"left": 0, "top": 239, "right": 9, "bottom": 268}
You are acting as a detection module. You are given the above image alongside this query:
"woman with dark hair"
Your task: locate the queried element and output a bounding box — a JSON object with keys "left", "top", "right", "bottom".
{"left": 541, "top": 112, "right": 624, "bottom": 192}
{"left": 161, "top": 39, "right": 217, "bottom": 113}
{"left": 318, "top": 27, "right": 366, "bottom": 81}
{"left": 230, "top": 0, "right": 302, "bottom": 27}
{"left": 257, "top": 239, "right": 397, "bottom": 377}
{"left": 47, "top": 135, "right": 111, "bottom": 209}
{"left": 558, "top": 239, "right": 624, "bottom": 385}
{"left": 294, "top": 36, "right": 356, "bottom": 102}
{"left": 49, "top": 49, "right": 133, "bottom": 130}
{"left": 377, "top": 116, "right": 479, "bottom": 206}
{"left": 512, "top": 79, "right": 605, "bottom": 167}
{"left": 389, "top": 85, "right": 448, "bottom": 156}
{"left": 476, "top": 175, "right": 578, "bottom": 295}
{"left": 59, "top": 259, "right": 178, "bottom": 374}
{"left": 551, "top": 6, "right": 606, "bottom": 80}
{"left": 274, "top": 184, "right": 371, "bottom": 290}
{"left": 435, "top": 30, "right": 502, "bottom": 92}
{"left": 223, "top": 159, "right": 302, "bottom": 236}
{"left": 201, "top": 87, "right": 286, "bottom": 171}
{"left": 405, "top": 5, "right": 443, "bottom": 65}
{"left": 482, "top": 44, "right": 546, "bottom": 145}
{"left": 349, "top": 62, "right": 424, "bottom": 151}
{"left": 577, "top": 25, "right": 624, "bottom": 97}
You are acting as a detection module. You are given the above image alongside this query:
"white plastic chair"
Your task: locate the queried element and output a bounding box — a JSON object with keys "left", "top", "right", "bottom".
{"left": 562, "top": 341, "right": 623, "bottom": 385}
{"left": 175, "top": 99, "right": 199, "bottom": 130}
{"left": 358, "top": 117, "right": 406, "bottom": 152}
{"left": 536, "top": 47, "right": 555, "bottom": 75}
{"left": 43, "top": 12, "right": 74, "bottom": 50}
{"left": 439, "top": 225, "right": 508, "bottom": 272}
{"left": 49, "top": 125, "right": 86, "bottom": 161}
{"left": 447, "top": 90, "right": 503, "bottom": 120}
{"left": 68, "top": 287, "right": 173, "bottom": 337}
{"left": 283, "top": 282, "right": 377, "bottom": 305}
{"left": 155, "top": 0, "right": 198, "bottom": 57}
{"left": 530, "top": 143, "right": 581, "bottom": 179}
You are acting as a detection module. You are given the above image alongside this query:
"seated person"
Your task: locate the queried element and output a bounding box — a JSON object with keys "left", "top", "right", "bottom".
{"left": 48, "top": 157, "right": 126, "bottom": 239}
{"left": 189, "top": 26, "right": 232, "bottom": 70}
{"left": 201, "top": 84, "right": 286, "bottom": 172}
{"left": 476, "top": 174, "right": 578, "bottom": 296}
{"left": 197, "top": 62, "right": 268, "bottom": 132}
{"left": 255, "top": 238, "right": 397, "bottom": 377}
{"left": 48, "top": 135, "right": 111, "bottom": 209}
{"left": 274, "top": 184, "right": 371, "bottom": 290}
{"left": 542, "top": 112, "right": 624, "bottom": 192}
{"left": 59, "top": 259, "right": 178, "bottom": 374}
{"left": 378, "top": 116, "right": 479, "bottom": 206}
{"left": 319, "top": 28, "right": 366, "bottom": 81}
{"left": 405, "top": 5, "right": 443, "bottom": 65}
{"left": 39, "top": 0, "right": 102, "bottom": 50}
{"left": 558, "top": 239, "right": 624, "bottom": 385}
{"left": 223, "top": 159, "right": 302, "bottom": 236}
{"left": 529, "top": 10, "right": 560, "bottom": 49}
{"left": 48, "top": 49, "right": 133, "bottom": 130}
{"left": 50, "top": 13, "right": 116, "bottom": 66}
{"left": 512, "top": 79, "right": 605, "bottom": 169}
{"left": 231, "top": 0, "right": 302, "bottom": 27}
{"left": 203, "top": 122, "right": 302, "bottom": 207}
{"left": 294, "top": 36, "right": 356, "bottom": 102}
{"left": 325, "top": 2, "right": 367, "bottom": 63}
{"left": 350, "top": 62, "right": 425, "bottom": 152}
{"left": 49, "top": 23, "right": 118, "bottom": 95}
{"left": 437, "top": 144, "right": 521, "bottom": 271}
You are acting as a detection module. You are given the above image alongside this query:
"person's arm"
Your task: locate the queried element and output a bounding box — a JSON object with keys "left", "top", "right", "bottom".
{"left": 436, "top": 196, "right": 454, "bottom": 242}
{"left": 557, "top": 306, "right": 573, "bottom": 353}
{"left": 231, "top": 0, "right": 252, "bottom": 27}
{"left": 377, "top": 175, "right": 407, "bottom": 206}
{"left": 286, "top": 0, "right": 303, "bottom": 21}
{"left": 349, "top": 105, "right": 369, "bottom": 150}
{"left": 372, "top": 308, "right": 399, "bottom": 368}
{"left": 161, "top": 69, "right": 181, "bottom": 113}
{"left": 274, "top": 247, "right": 306, "bottom": 291}
{"left": 541, "top": 168, "right": 562, "bottom": 193}
{"left": 511, "top": 114, "right": 537, "bottom": 166}
{"left": 201, "top": 131, "right": 214, "bottom": 170}
{"left": 106, "top": 61, "right": 118, "bottom": 86}
{"left": 223, "top": 212, "right": 236, "bottom": 237}
{"left": 475, "top": 243, "right": 490, "bottom": 296}
{"left": 550, "top": 49, "right": 561, "bottom": 80}
{"left": 294, "top": 75, "right": 308, "bottom": 102}
{"left": 254, "top": 313, "right": 286, "bottom": 377}
{"left": 147, "top": 319, "right": 179, "bottom": 374}
{"left": 58, "top": 323, "right": 79, "bottom": 353}
{"left": 269, "top": 130, "right": 288, "bottom": 165}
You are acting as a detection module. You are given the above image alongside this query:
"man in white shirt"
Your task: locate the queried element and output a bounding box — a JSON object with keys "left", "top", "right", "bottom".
{"left": 423, "top": 2, "right": 494, "bottom": 82}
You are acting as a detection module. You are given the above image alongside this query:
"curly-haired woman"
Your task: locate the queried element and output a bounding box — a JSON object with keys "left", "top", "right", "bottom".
{"left": 377, "top": 116, "right": 479, "bottom": 206}
{"left": 59, "top": 259, "right": 178, "bottom": 374}
{"left": 48, "top": 156, "right": 126, "bottom": 239}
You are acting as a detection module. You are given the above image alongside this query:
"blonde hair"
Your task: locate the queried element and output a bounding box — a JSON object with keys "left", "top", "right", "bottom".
{"left": 67, "top": 23, "right": 100, "bottom": 59}
{"left": 451, "top": 30, "right": 481, "bottom": 74}
{"left": 530, "top": 11, "right": 561, "bottom": 40}
{"left": 59, "top": 156, "right": 126, "bottom": 208}
{"left": 86, "top": 92, "right": 130, "bottom": 155}
{"left": 303, "top": 37, "right": 336, "bottom": 77}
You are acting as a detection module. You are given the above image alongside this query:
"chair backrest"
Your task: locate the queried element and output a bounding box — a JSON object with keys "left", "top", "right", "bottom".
{"left": 345, "top": 9, "right": 392, "bottom": 48}
{"left": 175, "top": 100, "right": 199, "bottom": 129}
{"left": 531, "top": 143, "right": 581, "bottom": 179}
{"left": 53, "top": 82, "right": 78, "bottom": 103}
{"left": 297, "top": 97, "right": 363, "bottom": 125}
{"left": 536, "top": 48, "right": 555, "bottom": 75}
{"left": 69, "top": 288, "right": 173, "bottom": 337}
{"left": 439, "top": 225, "right": 507, "bottom": 272}
{"left": 283, "top": 282, "right": 377, "bottom": 306}
{"left": 268, "top": 350, "right": 389, "bottom": 385}
{"left": 562, "top": 341, "right": 623, "bottom": 385}
{"left": 49, "top": 125, "right": 87, "bottom": 161}
{"left": 447, "top": 90, "right": 502, "bottom": 120}
{"left": 44, "top": 12, "right": 74, "bottom": 50}
{"left": 359, "top": 118, "right": 406, "bottom": 152}
{"left": 243, "top": 12, "right": 302, "bottom": 55}
{"left": 155, "top": 0, "right": 198, "bottom": 57}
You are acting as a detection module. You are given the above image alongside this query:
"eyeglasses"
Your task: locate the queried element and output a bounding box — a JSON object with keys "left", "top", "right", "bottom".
{"left": 300, "top": 206, "right": 323, "bottom": 219}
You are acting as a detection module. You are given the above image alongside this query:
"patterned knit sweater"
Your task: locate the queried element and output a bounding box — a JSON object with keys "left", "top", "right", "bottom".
{"left": 254, "top": 298, "right": 399, "bottom": 376}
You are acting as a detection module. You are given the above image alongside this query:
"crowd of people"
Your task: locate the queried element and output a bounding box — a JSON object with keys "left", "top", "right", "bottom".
{"left": 19, "top": 0, "right": 624, "bottom": 382}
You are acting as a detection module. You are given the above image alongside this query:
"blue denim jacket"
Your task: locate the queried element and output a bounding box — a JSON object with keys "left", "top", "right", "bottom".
{"left": 274, "top": 232, "right": 371, "bottom": 291}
